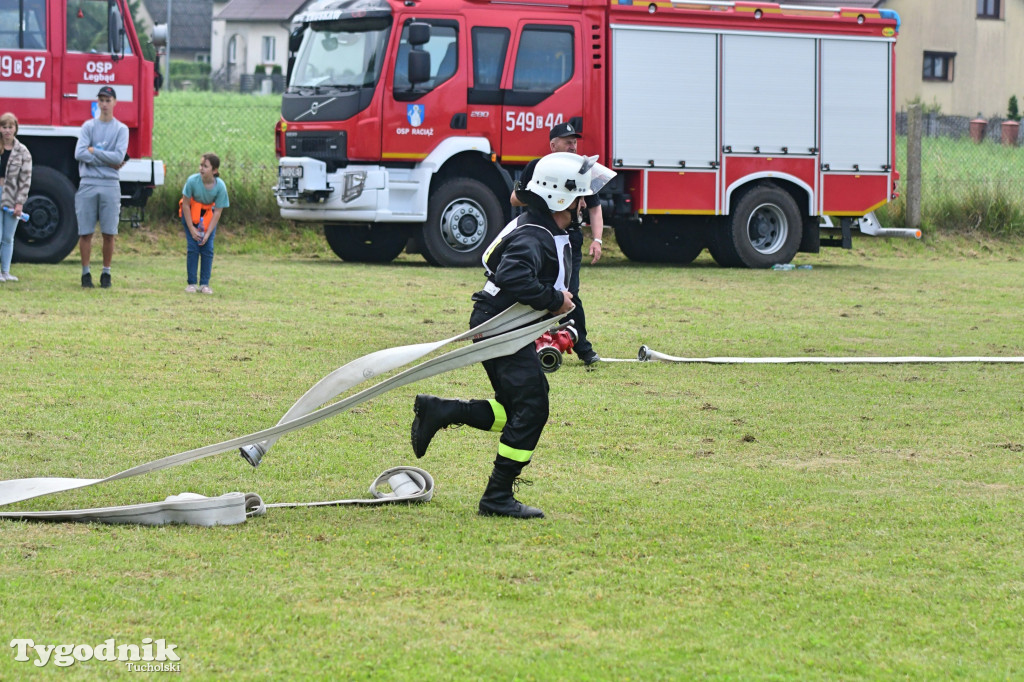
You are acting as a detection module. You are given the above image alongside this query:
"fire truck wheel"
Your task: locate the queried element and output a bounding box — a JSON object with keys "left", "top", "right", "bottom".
{"left": 323, "top": 223, "right": 409, "bottom": 263}
{"left": 725, "top": 184, "right": 803, "bottom": 268}
{"left": 419, "top": 178, "right": 502, "bottom": 267}
{"left": 13, "top": 166, "right": 79, "bottom": 264}
{"left": 613, "top": 224, "right": 656, "bottom": 262}
{"left": 615, "top": 223, "right": 704, "bottom": 264}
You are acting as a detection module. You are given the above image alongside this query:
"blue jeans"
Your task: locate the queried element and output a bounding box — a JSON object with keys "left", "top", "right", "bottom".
{"left": 0, "top": 209, "right": 18, "bottom": 274}
{"left": 182, "top": 216, "right": 215, "bottom": 286}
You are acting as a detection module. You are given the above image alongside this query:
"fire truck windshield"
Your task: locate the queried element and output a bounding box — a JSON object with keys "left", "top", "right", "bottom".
{"left": 290, "top": 24, "right": 391, "bottom": 90}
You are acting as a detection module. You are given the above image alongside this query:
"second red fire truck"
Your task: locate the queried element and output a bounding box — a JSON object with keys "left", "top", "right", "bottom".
{"left": 2, "top": 0, "right": 163, "bottom": 264}
{"left": 275, "top": 0, "right": 915, "bottom": 268}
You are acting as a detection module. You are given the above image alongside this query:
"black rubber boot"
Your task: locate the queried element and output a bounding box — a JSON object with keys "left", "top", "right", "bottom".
{"left": 410, "top": 394, "right": 494, "bottom": 458}
{"left": 478, "top": 456, "right": 545, "bottom": 519}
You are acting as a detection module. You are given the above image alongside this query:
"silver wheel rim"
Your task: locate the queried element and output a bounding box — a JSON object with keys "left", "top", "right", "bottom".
{"left": 746, "top": 202, "right": 788, "bottom": 255}
{"left": 439, "top": 198, "right": 487, "bottom": 252}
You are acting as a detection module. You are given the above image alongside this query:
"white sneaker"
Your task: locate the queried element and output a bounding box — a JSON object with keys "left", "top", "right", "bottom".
{"left": 200, "top": 285, "right": 213, "bottom": 295}
{"left": 2, "top": 273, "right": 17, "bottom": 282}
{"left": 0, "top": 273, "right": 6, "bottom": 282}
{"left": 185, "top": 284, "right": 197, "bottom": 293}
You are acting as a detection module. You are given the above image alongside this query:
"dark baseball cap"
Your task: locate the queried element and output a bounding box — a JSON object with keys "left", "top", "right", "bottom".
{"left": 549, "top": 122, "right": 582, "bottom": 140}
{"left": 97, "top": 86, "right": 117, "bottom": 99}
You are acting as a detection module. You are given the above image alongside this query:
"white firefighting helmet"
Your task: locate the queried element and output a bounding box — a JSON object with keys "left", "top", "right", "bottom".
{"left": 526, "top": 152, "right": 616, "bottom": 212}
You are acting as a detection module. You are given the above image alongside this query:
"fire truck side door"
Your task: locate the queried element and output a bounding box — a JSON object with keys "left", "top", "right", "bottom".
{"left": 499, "top": 22, "right": 584, "bottom": 165}
{"left": 61, "top": 0, "right": 139, "bottom": 130}
{"left": 464, "top": 26, "right": 510, "bottom": 154}
{"left": 382, "top": 18, "right": 467, "bottom": 163}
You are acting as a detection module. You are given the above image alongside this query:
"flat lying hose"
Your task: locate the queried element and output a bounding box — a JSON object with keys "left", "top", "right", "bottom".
{"left": 0, "top": 305, "right": 559, "bottom": 526}
{"left": 635, "top": 345, "right": 1024, "bottom": 364}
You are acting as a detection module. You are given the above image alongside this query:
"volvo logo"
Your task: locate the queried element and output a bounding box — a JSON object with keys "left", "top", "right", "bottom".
{"left": 296, "top": 97, "right": 337, "bottom": 120}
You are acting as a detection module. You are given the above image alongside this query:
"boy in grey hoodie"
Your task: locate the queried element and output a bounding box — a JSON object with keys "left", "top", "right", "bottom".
{"left": 75, "top": 86, "right": 128, "bottom": 288}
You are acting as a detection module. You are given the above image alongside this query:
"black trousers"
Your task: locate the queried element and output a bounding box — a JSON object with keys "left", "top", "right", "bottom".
{"left": 566, "top": 228, "right": 593, "bottom": 356}
{"left": 471, "top": 306, "right": 549, "bottom": 459}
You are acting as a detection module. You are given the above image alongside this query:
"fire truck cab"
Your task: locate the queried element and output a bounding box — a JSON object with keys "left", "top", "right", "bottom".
{"left": 1, "top": 0, "right": 163, "bottom": 263}
{"left": 276, "top": 0, "right": 910, "bottom": 268}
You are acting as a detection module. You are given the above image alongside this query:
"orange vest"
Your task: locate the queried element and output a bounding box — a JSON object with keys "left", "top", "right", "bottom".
{"left": 178, "top": 197, "right": 215, "bottom": 225}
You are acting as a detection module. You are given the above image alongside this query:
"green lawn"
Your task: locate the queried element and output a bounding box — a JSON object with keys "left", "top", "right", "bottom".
{"left": 1, "top": 230, "right": 1022, "bottom": 679}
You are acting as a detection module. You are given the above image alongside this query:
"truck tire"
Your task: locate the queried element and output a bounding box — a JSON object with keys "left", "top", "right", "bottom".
{"left": 324, "top": 223, "right": 408, "bottom": 263}
{"left": 419, "top": 178, "right": 502, "bottom": 267}
{"left": 615, "top": 222, "right": 704, "bottom": 264}
{"left": 714, "top": 184, "right": 802, "bottom": 268}
{"left": 613, "top": 223, "right": 656, "bottom": 262}
{"left": 13, "top": 166, "right": 79, "bottom": 264}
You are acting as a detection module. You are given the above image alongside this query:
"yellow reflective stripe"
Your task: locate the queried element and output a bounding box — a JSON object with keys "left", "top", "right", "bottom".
{"left": 488, "top": 399, "right": 506, "bottom": 432}
{"left": 498, "top": 442, "right": 532, "bottom": 462}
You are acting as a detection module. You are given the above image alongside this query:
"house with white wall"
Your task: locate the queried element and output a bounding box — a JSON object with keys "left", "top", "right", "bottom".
{"left": 210, "top": 0, "right": 315, "bottom": 88}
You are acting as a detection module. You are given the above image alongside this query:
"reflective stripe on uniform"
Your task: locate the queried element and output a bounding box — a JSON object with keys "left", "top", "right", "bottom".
{"left": 488, "top": 399, "right": 507, "bottom": 432}
{"left": 498, "top": 442, "right": 532, "bottom": 462}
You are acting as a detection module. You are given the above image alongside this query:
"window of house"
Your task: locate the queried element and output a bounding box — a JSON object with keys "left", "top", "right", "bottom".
{"left": 0, "top": 0, "right": 46, "bottom": 50}
{"left": 227, "top": 35, "right": 238, "bottom": 64}
{"left": 922, "top": 52, "right": 954, "bottom": 82}
{"left": 262, "top": 36, "right": 276, "bottom": 63}
{"left": 512, "top": 26, "right": 574, "bottom": 93}
{"left": 977, "top": 0, "right": 1001, "bottom": 19}
{"left": 195, "top": 53, "right": 210, "bottom": 64}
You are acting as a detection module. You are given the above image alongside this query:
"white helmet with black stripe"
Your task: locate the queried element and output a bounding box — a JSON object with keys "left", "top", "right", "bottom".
{"left": 525, "top": 152, "right": 616, "bottom": 212}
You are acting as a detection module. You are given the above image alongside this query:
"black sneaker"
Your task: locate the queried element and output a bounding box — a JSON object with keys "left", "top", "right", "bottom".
{"left": 580, "top": 352, "right": 601, "bottom": 366}
{"left": 100, "top": 272, "right": 111, "bottom": 288}
{"left": 81, "top": 273, "right": 94, "bottom": 288}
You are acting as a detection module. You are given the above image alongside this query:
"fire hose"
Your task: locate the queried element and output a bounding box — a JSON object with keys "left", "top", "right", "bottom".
{"left": 599, "top": 346, "right": 1024, "bottom": 364}
{"left": 0, "top": 304, "right": 562, "bottom": 527}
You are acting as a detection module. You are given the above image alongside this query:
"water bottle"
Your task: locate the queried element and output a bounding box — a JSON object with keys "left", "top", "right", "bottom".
{"left": 2, "top": 206, "right": 29, "bottom": 223}
{"left": 195, "top": 216, "right": 205, "bottom": 241}
{"left": 797, "top": 264, "right": 813, "bottom": 270}
{"left": 771, "top": 263, "right": 795, "bottom": 271}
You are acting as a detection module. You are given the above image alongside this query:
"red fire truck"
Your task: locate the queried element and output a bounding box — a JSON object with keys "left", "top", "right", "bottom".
{"left": 1, "top": 0, "right": 163, "bottom": 263}
{"left": 275, "top": 0, "right": 915, "bottom": 268}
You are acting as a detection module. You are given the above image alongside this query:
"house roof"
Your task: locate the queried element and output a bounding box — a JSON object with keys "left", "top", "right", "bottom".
{"left": 142, "top": 0, "right": 213, "bottom": 51}
{"left": 216, "top": 0, "right": 311, "bottom": 22}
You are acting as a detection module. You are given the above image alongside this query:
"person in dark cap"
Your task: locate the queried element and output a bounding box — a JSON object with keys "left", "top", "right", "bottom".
{"left": 74, "top": 85, "right": 128, "bottom": 288}
{"left": 511, "top": 122, "right": 605, "bottom": 365}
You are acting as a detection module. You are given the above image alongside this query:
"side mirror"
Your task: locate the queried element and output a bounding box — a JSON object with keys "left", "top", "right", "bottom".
{"left": 408, "top": 22, "right": 429, "bottom": 47}
{"left": 289, "top": 28, "right": 304, "bottom": 53}
{"left": 408, "top": 50, "right": 430, "bottom": 86}
{"left": 108, "top": 4, "right": 124, "bottom": 59}
{"left": 151, "top": 23, "right": 167, "bottom": 48}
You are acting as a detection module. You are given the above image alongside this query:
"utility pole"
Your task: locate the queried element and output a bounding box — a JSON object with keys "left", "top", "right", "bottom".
{"left": 165, "top": 0, "right": 172, "bottom": 91}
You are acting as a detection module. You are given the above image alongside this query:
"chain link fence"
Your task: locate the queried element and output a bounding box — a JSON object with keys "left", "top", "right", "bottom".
{"left": 890, "top": 109, "right": 1024, "bottom": 234}
{"left": 151, "top": 92, "right": 282, "bottom": 226}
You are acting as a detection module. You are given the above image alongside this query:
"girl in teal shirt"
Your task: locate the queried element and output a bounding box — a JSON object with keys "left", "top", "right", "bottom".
{"left": 181, "top": 153, "right": 229, "bottom": 294}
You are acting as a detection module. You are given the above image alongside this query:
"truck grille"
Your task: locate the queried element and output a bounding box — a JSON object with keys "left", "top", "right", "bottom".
{"left": 285, "top": 131, "right": 347, "bottom": 171}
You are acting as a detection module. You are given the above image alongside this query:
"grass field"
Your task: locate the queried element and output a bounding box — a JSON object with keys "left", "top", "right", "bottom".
{"left": 1, "top": 231, "right": 1022, "bottom": 679}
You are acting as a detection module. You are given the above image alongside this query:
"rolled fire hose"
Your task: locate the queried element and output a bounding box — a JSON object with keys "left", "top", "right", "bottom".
{"left": 0, "top": 304, "right": 560, "bottom": 527}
